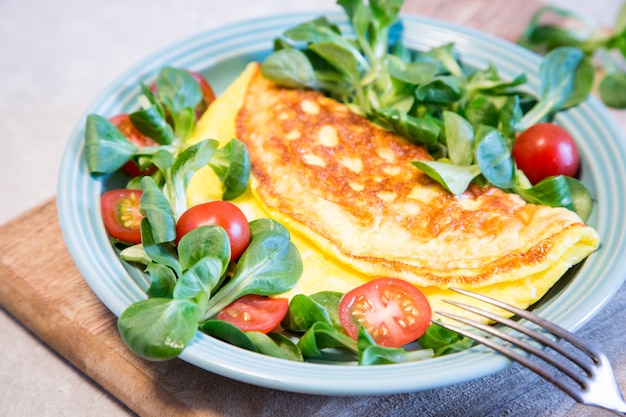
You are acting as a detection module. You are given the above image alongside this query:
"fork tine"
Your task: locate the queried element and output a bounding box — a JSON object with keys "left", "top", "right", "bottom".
{"left": 433, "top": 313, "right": 584, "bottom": 401}
{"left": 448, "top": 288, "right": 602, "bottom": 362}
{"left": 441, "top": 298, "right": 595, "bottom": 377}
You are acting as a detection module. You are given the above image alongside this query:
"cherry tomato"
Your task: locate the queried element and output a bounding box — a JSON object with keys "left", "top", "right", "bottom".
{"left": 109, "top": 114, "right": 158, "bottom": 177}
{"left": 512, "top": 123, "right": 580, "bottom": 185}
{"left": 176, "top": 201, "right": 250, "bottom": 260}
{"left": 216, "top": 295, "right": 289, "bottom": 333}
{"left": 100, "top": 189, "right": 143, "bottom": 244}
{"left": 338, "top": 278, "right": 432, "bottom": 348}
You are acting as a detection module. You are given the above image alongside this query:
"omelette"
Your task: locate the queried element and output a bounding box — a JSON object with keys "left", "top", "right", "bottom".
{"left": 187, "top": 63, "right": 600, "bottom": 319}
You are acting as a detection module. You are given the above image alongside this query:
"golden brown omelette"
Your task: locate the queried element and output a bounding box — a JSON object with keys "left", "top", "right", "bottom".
{"left": 188, "top": 62, "right": 599, "bottom": 318}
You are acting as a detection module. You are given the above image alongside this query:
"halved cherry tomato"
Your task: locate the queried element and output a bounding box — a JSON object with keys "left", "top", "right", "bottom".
{"left": 512, "top": 123, "right": 580, "bottom": 185}
{"left": 216, "top": 295, "right": 289, "bottom": 333}
{"left": 176, "top": 201, "right": 250, "bottom": 261}
{"left": 100, "top": 189, "right": 143, "bottom": 244}
{"left": 109, "top": 114, "right": 158, "bottom": 177}
{"left": 338, "top": 277, "right": 432, "bottom": 348}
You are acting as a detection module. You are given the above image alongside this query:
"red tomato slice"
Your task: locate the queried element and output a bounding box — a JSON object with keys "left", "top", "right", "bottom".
{"left": 216, "top": 295, "right": 289, "bottom": 334}
{"left": 339, "top": 278, "right": 432, "bottom": 347}
{"left": 512, "top": 123, "right": 580, "bottom": 185}
{"left": 100, "top": 189, "right": 143, "bottom": 244}
{"left": 176, "top": 201, "right": 250, "bottom": 260}
{"left": 109, "top": 114, "right": 158, "bottom": 177}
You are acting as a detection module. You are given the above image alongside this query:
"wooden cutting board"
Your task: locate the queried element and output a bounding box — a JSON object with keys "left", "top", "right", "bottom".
{"left": 1, "top": 1, "right": 624, "bottom": 416}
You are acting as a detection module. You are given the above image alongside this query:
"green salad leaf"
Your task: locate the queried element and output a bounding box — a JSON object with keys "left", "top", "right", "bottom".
{"left": 519, "top": 46, "right": 594, "bottom": 130}
{"left": 129, "top": 85, "right": 174, "bottom": 146}
{"left": 145, "top": 262, "right": 177, "bottom": 298}
{"left": 208, "top": 138, "right": 251, "bottom": 201}
{"left": 156, "top": 66, "right": 203, "bottom": 140}
{"left": 418, "top": 323, "right": 475, "bottom": 356}
{"left": 518, "top": 3, "right": 626, "bottom": 109}
{"left": 358, "top": 328, "right": 434, "bottom": 365}
{"left": 298, "top": 322, "right": 358, "bottom": 358}
{"left": 200, "top": 320, "right": 304, "bottom": 361}
{"left": 139, "top": 176, "right": 176, "bottom": 243}
{"left": 202, "top": 230, "right": 303, "bottom": 320}
{"left": 117, "top": 297, "right": 200, "bottom": 361}
{"left": 84, "top": 114, "right": 138, "bottom": 174}
{"left": 167, "top": 138, "right": 219, "bottom": 217}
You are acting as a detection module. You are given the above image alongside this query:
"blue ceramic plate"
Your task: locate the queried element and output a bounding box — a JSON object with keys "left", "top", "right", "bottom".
{"left": 57, "top": 12, "right": 626, "bottom": 395}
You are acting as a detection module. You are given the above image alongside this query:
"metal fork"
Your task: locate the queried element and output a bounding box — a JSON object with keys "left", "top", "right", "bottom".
{"left": 433, "top": 288, "right": 626, "bottom": 415}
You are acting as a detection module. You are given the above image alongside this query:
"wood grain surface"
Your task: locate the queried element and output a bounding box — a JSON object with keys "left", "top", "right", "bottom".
{"left": 1, "top": 1, "right": 625, "bottom": 416}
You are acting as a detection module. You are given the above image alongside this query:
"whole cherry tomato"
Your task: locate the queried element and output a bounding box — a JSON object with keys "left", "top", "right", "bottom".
{"left": 176, "top": 201, "right": 250, "bottom": 261}
{"left": 512, "top": 123, "right": 580, "bottom": 185}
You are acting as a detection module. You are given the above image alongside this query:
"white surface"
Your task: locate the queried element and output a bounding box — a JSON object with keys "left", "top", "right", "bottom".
{"left": 0, "top": 0, "right": 622, "bottom": 416}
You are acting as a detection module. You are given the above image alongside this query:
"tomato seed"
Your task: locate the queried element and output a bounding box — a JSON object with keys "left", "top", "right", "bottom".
{"left": 404, "top": 305, "right": 416, "bottom": 313}
{"left": 118, "top": 195, "right": 142, "bottom": 228}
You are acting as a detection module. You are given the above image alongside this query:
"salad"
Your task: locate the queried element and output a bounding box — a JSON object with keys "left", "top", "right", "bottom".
{"left": 84, "top": 0, "right": 595, "bottom": 365}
